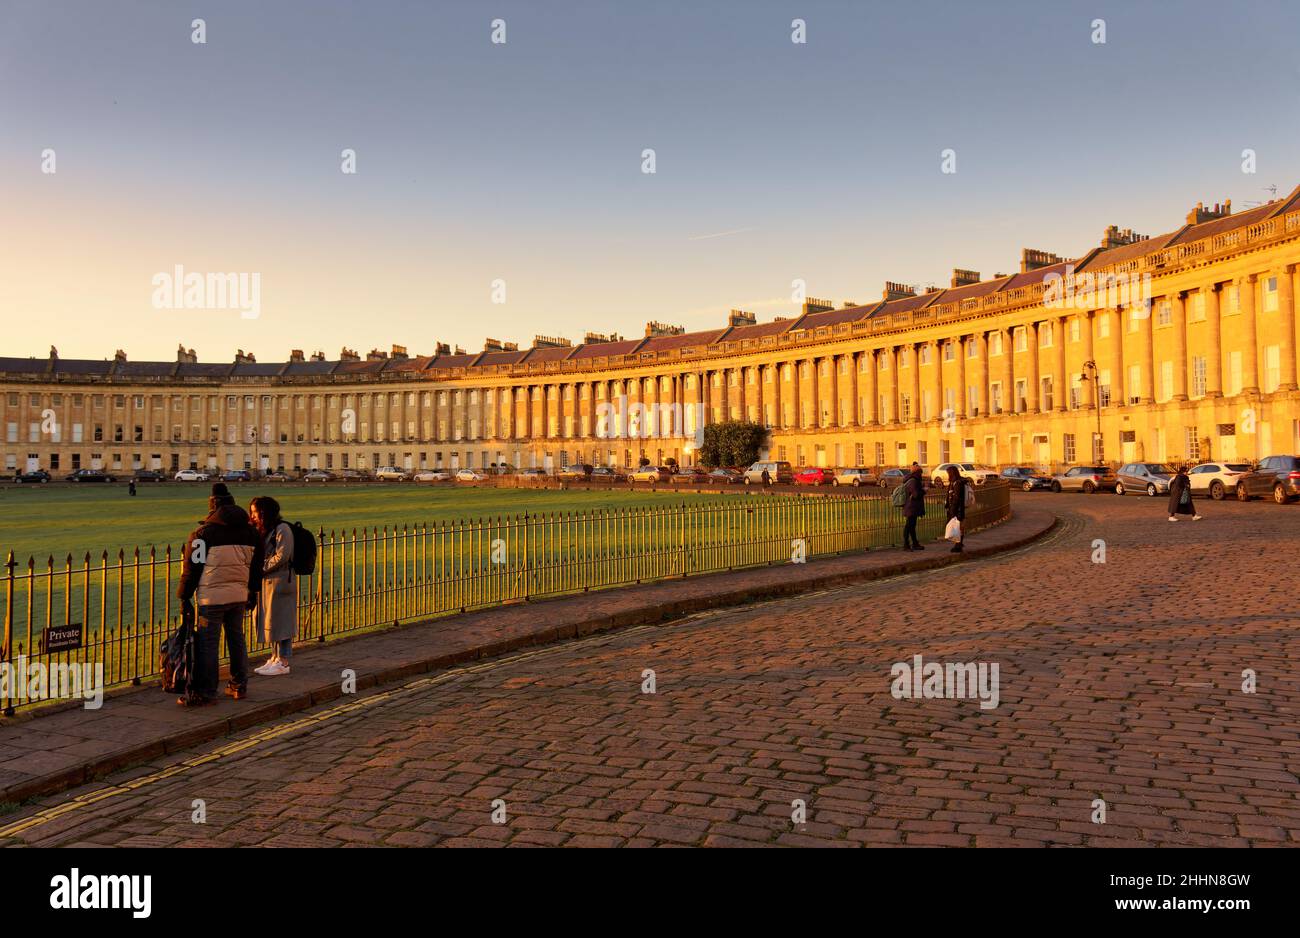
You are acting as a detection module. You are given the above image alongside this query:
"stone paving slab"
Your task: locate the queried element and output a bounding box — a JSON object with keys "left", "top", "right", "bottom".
{"left": 0, "top": 510, "right": 1051, "bottom": 808}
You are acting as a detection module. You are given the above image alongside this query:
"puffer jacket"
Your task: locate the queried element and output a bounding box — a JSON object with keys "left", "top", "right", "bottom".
{"left": 178, "top": 504, "right": 264, "bottom": 607}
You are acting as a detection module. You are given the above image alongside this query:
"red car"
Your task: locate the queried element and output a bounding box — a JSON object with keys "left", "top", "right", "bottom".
{"left": 794, "top": 467, "right": 835, "bottom": 486}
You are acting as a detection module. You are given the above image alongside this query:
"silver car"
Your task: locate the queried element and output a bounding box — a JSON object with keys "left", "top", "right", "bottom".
{"left": 1049, "top": 465, "right": 1117, "bottom": 493}
{"left": 832, "top": 467, "right": 878, "bottom": 487}
{"left": 1115, "top": 462, "right": 1175, "bottom": 497}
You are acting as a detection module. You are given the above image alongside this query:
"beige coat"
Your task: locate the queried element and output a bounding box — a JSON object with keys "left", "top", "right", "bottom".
{"left": 259, "top": 522, "right": 297, "bottom": 643}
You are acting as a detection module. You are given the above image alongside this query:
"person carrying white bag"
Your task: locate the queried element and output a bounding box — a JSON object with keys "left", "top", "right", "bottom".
{"left": 944, "top": 464, "right": 973, "bottom": 553}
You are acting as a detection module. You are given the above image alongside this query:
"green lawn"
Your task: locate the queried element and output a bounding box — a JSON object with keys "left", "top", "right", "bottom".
{"left": 0, "top": 482, "right": 743, "bottom": 562}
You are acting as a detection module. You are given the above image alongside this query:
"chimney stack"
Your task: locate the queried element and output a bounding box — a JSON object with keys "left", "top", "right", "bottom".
{"left": 390, "top": 344, "right": 408, "bottom": 360}
{"left": 727, "top": 310, "right": 757, "bottom": 327}
{"left": 339, "top": 347, "right": 360, "bottom": 362}
{"left": 881, "top": 282, "right": 916, "bottom": 302}
{"left": 951, "top": 269, "right": 981, "bottom": 287}
{"left": 1020, "top": 248, "right": 1065, "bottom": 273}
{"left": 1186, "top": 200, "right": 1232, "bottom": 225}
{"left": 801, "top": 297, "right": 835, "bottom": 315}
{"left": 289, "top": 349, "right": 304, "bottom": 363}
{"left": 309, "top": 350, "right": 326, "bottom": 362}
{"left": 235, "top": 349, "right": 257, "bottom": 364}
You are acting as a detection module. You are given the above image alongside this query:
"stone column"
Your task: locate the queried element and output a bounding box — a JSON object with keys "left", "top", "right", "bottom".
{"left": 931, "top": 340, "right": 944, "bottom": 423}
{"left": 975, "top": 333, "right": 989, "bottom": 417}
{"left": 1081, "top": 313, "right": 1096, "bottom": 409}
{"left": 827, "top": 356, "right": 840, "bottom": 427}
{"left": 862, "top": 350, "right": 877, "bottom": 425}
{"left": 788, "top": 361, "right": 800, "bottom": 428}
{"left": 955, "top": 335, "right": 968, "bottom": 419}
{"left": 1001, "top": 328, "right": 1014, "bottom": 414}
{"left": 1054, "top": 319, "right": 1067, "bottom": 411}
{"left": 1026, "top": 323, "right": 1040, "bottom": 412}
{"left": 908, "top": 345, "right": 921, "bottom": 424}
{"left": 1205, "top": 286, "right": 1223, "bottom": 397}
{"left": 1279, "top": 264, "right": 1297, "bottom": 391}
{"left": 1239, "top": 274, "right": 1259, "bottom": 394}
{"left": 1171, "top": 293, "right": 1188, "bottom": 401}
{"left": 1112, "top": 309, "right": 1126, "bottom": 406}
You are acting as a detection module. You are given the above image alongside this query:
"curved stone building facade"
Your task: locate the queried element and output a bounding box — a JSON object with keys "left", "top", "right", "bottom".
{"left": 5, "top": 186, "right": 1300, "bottom": 477}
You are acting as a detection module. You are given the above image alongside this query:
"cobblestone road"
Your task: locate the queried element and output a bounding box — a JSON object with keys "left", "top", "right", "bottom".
{"left": 8, "top": 494, "right": 1299, "bottom": 847}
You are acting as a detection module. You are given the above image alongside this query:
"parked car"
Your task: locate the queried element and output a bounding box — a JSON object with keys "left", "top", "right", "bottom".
{"left": 15, "top": 469, "right": 52, "bottom": 483}
{"left": 68, "top": 468, "right": 115, "bottom": 483}
{"left": 557, "top": 464, "right": 594, "bottom": 481}
{"left": 375, "top": 466, "right": 408, "bottom": 481}
{"left": 1000, "top": 466, "right": 1052, "bottom": 491}
{"left": 794, "top": 467, "right": 835, "bottom": 486}
{"left": 132, "top": 470, "right": 164, "bottom": 482}
{"left": 670, "top": 468, "right": 709, "bottom": 484}
{"left": 877, "top": 467, "right": 910, "bottom": 488}
{"left": 932, "top": 462, "right": 999, "bottom": 486}
{"left": 743, "top": 460, "right": 794, "bottom": 485}
{"left": 590, "top": 466, "right": 627, "bottom": 482}
{"left": 261, "top": 469, "right": 294, "bottom": 482}
{"left": 832, "top": 467, "right": 878, "bottom": 487}
{"left": 707, "top": 467, "right": 743, "bottom": 484}
{"left": 630, "top": 465, "right": 671, "bottom": 483}
{"left": 221, "top": 470, "right": 251, "bottom": 483}
{"left": 1235, "top": 455, "right": 1300, "bottom": 503}
{"left": 1115, "top": 463, "right": 1175, "bottom": 497}
{"left": 489, "top": 463, "right": 517, "bottom": 476}
{"left": 413, "top": 469, "right": 451, "bottom": 482}
{"left": 516, "top": 468, "right": 548, "bottom": 478}
{"left": 455, "top": 468, "right": 486, "bottom": 482}
{"left": 174, "top": 469, "right": 211, "bottom": 482}
{"left": 302, "top": 469, "right": 335, "bottom": 482}
{"left": 1048, "top": 465, "right": 1116, "bottom": 493}
{"left": 1187, "top": 462, "right": 1252, "bottom": 500}
{"left": 339, "top": 468, "right": 371, "bottom": 481}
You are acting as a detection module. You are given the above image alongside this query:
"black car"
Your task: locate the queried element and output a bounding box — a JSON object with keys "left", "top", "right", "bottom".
{"left": 15, "top": 469, "right": 51, "bottom": 483}
{"left": 133, "top": 470, "right": 164, "bottom": 482}
{"left": 222, "top": 470, "right": 252, "bottom": 482}
{"left": 1236, "top": 455, "right": 1300, "bottom": 503}
{"left": 1000, "top": 466, "right": 1052, "bottom": 491}
{"left": 68, "top": 469, "right": 115, "bottom": 483}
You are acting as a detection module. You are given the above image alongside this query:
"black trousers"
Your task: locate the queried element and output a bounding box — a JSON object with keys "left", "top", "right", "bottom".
{"left": 903, "top": 515, "right": 920, "bottom": 548}
{"left": 196, "top": 602, "right": 249, "bottom": 697}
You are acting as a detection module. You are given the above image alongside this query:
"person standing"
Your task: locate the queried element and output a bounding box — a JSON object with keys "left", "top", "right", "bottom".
{"left": 945, "top": 464, "right": 967, "bottom": 553}
{"left": 901, "top": 462, "right": 926, "bottom": 550}
{"left": 250, "top": 496, "right": 297, "bottom": 675}
{"left": 177, "top": 483, "right": 263, "bottom": 706}
{"left": 1167, "top": 465, "right": 1201, "bottom": 521}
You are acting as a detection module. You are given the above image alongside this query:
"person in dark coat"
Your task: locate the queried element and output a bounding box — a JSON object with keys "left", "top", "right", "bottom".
{"left": 945, "top": 464, "right": 967, "bottom": 553}
{"left": 1167, "top": 465, "right": 1201, "bottom": 521}
{"left": 901, "top": 463, "right": 926, "bottom": 550}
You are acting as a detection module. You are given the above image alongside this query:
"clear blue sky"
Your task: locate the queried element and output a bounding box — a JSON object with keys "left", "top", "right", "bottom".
{"left": 2, "top": 0, "right": 1296, "bottom": 362}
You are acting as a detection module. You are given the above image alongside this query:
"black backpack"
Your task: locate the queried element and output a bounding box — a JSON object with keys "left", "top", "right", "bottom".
{"left": 161, "top": 606, "right": 201, "bottom": 703}
{"left": 288, "top": 521, "right": 317, "bottom": 576}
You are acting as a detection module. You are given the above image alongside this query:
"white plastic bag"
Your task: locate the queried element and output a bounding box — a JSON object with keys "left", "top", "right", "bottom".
{"left": 945, "top": 517, "right": 962, "bottom": 541}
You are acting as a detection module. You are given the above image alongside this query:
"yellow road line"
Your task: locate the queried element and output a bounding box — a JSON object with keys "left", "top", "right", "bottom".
{"left": 0, "top": 635, "right": 630, "bottom": 840}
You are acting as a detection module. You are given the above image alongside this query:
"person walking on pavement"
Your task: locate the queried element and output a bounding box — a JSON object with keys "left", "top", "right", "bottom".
{"left": 176, "top": 483, "right": 263, "bottom": 706}
{"left": 945, "top": 464, "right": 967, "bottom": 553}
{"left": 249, "top": 496, "right": 297, "bottom": 676}
{"left": 1167, "top": 465, "right": 1201, "bottom": 521}
{"left": 901, "top": 462, "right": 926, "bottom": 551}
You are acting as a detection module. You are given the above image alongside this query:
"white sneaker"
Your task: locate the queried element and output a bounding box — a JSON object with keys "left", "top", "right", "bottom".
{"left": 1192, "top": 515, "right": 1202, "bottom": 521}
{"left": 261, "top": 661, "right": 290, "bottom": 676}
{"left": 254, "top": 657, "right": 280, "bottom": 675}
{"left": 1167, "top": 516, "right": 1178, "bottom": 522}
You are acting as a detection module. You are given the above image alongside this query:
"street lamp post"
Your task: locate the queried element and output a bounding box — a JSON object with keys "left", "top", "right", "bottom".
{"left": 1080, "top": 359, "right": 1103, "bottom": 463}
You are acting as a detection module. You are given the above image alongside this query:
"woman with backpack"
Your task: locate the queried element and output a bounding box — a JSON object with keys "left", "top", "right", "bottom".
{"left": 249, "top": 496, "right": 297, "bottom": 676}
{"left": 945, "top": 465, "right": 968, "bottom": 554}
